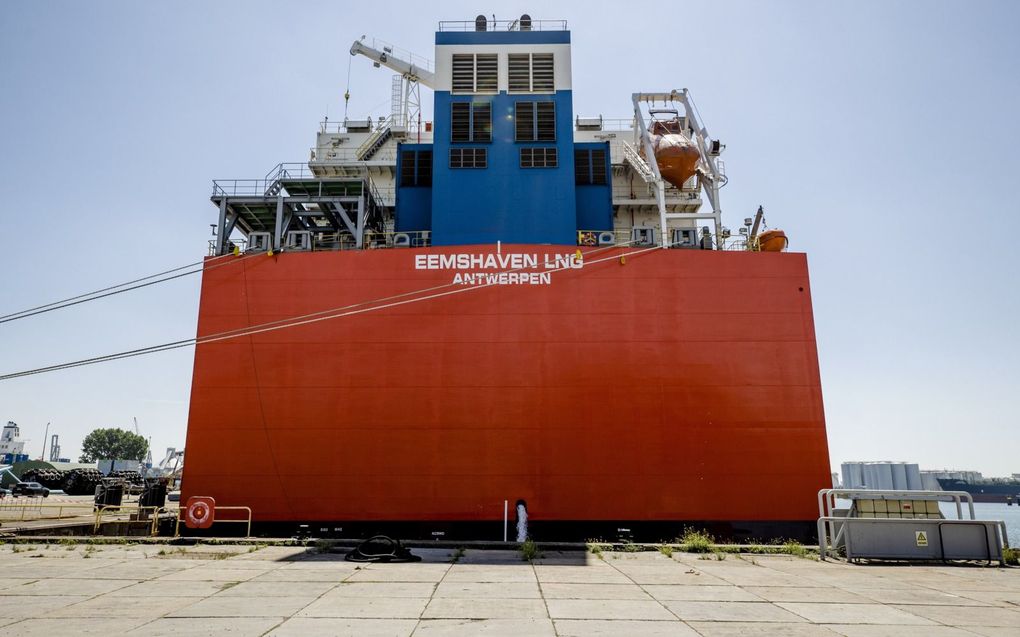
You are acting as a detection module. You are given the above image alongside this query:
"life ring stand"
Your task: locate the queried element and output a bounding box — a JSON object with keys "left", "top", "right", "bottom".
{"left": 184, "top": 496, "right": 216, "bottom": 529}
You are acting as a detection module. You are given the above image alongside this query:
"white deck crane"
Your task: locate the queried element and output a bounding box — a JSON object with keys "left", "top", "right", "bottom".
{"left": 349, "top": 38, "right": 434, "bottom": 140}
{"left": 349, "top": 38, "right": 436, "bottom": 88}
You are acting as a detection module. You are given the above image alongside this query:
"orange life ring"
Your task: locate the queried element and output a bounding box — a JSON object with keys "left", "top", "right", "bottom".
{"left": 184, "top": 496, "right": 216, "bottom": 529}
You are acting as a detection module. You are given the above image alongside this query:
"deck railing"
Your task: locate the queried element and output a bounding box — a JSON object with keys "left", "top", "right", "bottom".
{"left": 438, "top": 19, "right": 567, "bottom": 32}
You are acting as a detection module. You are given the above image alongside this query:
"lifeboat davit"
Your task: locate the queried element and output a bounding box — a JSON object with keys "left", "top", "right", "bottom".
{"left": 645, "top": 119, "right": 701, "bottom": 188}
{"left": 758, "top": 229, "right": 788, "bottom": 252}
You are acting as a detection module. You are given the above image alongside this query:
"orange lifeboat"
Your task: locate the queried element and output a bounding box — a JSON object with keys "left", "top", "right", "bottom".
{"left": 644, "top": 118, "right": 701, "bottom": 188}
{"left": 757, "top": 229, "right": 788, "bottom": 252}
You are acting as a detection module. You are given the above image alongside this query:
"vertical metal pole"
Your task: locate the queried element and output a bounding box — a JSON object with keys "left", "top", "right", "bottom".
{"left": 503, "top": 500, "right": 508, "bottom": 542}
{"left": 274, "top": 195, "right": 285, "bottom": 251}
{"left": 356, "top": 194, "right": 365, "bottom": 249}
{"left": 216, "top": 198, "right": 228, "bottom": 255}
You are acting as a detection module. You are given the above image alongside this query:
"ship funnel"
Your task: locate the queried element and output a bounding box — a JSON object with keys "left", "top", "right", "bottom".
{"left": 475, "top": 15, "right": 487, "bottom": 31}
{"left": 520, "top": 14, "right": 532, "bottom": 30}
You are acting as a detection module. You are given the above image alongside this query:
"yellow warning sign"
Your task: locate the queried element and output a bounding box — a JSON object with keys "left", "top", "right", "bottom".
{"left": 915, "top": 531, "right": 928, "bottom": 547}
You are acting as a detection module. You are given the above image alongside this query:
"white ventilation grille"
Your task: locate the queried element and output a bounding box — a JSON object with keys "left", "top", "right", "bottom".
{"left": 452, "top": 53, "right": 497, "bottom": 94}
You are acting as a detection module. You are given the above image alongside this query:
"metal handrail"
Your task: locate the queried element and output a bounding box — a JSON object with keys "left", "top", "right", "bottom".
{"left": 174, "top": 505, "right": 252, "bottom": 538}
{"left": 438, "top": 19, "right": 567, "bottom": 32}
{"left": 310, "top": 146, "right": 398, "bottom": 163}
{"left": 0, "top": 500, "right": 96, "bottom": 522}
{"left": 92, "top": 504, "right": 164, "bottom": 534}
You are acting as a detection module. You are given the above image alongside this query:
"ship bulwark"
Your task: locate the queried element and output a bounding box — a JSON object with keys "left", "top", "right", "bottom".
{"left": 183, "top": 245, "right": 830, "bottom": 538}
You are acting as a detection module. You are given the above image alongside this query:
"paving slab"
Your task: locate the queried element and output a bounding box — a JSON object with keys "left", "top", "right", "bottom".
{"left": 0, "top": 617, "right": 152, "bottom": 636}
{"left": 666, "top": 600, "right": 809, "bottom": 622}
{"left": 167, "top": 595, "right": 314, "bottom": 617}
{"left": 0, "top": 595, "right": 91, "bottom": 619}
{"left": 888, "top": 603, "right": 1020, "bottom": 626}
{"left": 533, "top": 564, "right": 632, "bottom": 584}
{"left": 852, "top": 587, "right": 991, "bottom": 606}
{"left": 123, "top": 616, "right": 284, "bottom": 636}
{"left": 433, "top": 581, "right": 541, "bottom": 599}
{"left": 157, "top": 568, "right": 269, "bottom": 582}
{"left": 823, "top": 625, "right": 979, "bottom": 637}
{"left": 777, "top": 602, "right": 936, "bottom": 625}
{"left": 0, "top": 577, "right": 138, "bottom": 596}
{"left": 49, "top": 594, "right": 200, "bottom": 618}
{"left": 443, "top": 565, "right": 537, "bottom": 583}
{"left": 422, "top": 597, "right": 549, "bottom": 619}
{"left": 346, "top": 564, "right": 451, "bottom": 582}
{"left": 413, "top": 618, "right": 557, "bottom": 636}
{"left": 545, "top": 598, "right": 676, "bottom": 620}
{"left": 743, "top": 586, "right": 872, "bottom": 603}
{"left": 541, "top": 583, "right": 653, "bottom": 600}
{"left": 106, "top": 580, "right": 237, "bottom": 597}
{"left": 266, "top": 617, "right": 417, "bottom": 636}
{"left": 962, "top": 628, "right": 1020, "bottom": 637}
{"left": 554, "top": 619, "right": 700, "bottom": 636}
{"left": 644, "top": 584, "right": 764, "bottom": 602}
{"left": 327, "top": 582, "right": 437, "bottom": 598}
{"left": 214, "top": 580, "right": 338, "bottom": 597}
{"left": 955, "top": 589, "right": 1020, "bottom": 606}
{"left": 688, "top": 621, "right": 840, "bottom": 636}
{"left": 298, "top": 596, "right": 429, "bottom": 618}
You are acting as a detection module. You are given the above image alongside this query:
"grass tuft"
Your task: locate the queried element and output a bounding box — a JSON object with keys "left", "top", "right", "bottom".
{"left": 677, "top": 528, "right": 714, "bottom": 553}
{"left": 519, "top": 539, "right": 541, "bottom": 562}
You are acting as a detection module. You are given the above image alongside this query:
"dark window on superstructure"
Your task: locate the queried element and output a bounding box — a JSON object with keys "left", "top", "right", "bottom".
{"left": 515, "top": 101, "right": 555, "bottom": 142}
{"left": 400, "top": 151, "right": 416, "bottom": 187}
{"left": 450, "top": 148, "right": 487, "bottom": 169}
{"left": 399, "top": 150, "right": 433, "bottom": 187}
{"left": 452, "top": 53, "right": 498, "bottom": 94}
{"left": 508, "top": 53, "right": 555, "bottom": 92}
{"left": 417, "top": 150, "right": 433, "bottom": 186}
{"left": 575, "top": 148, "right": 608, "bottom": 185}
{"left": 451, "top": 102, "right": 491, "bottom": 143}
{"left": 520, "top": 147, "right": 558, "bottom": 168}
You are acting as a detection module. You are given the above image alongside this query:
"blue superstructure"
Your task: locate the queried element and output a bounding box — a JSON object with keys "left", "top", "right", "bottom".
{"left": 395, "top": 24, "right": 612, "bottom": 246}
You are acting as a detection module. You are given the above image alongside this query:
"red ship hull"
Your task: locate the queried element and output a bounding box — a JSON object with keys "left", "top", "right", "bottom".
{"left": 182, "top": 245, "right": 830, "bottom": 539}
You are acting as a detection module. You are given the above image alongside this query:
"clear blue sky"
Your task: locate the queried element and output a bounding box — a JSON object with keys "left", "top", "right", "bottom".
{"left": 1, "top": 1, "right": 1017, "bottom": 476}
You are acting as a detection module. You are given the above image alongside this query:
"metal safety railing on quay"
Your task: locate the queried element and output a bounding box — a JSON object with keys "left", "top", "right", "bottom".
{"left": 174, "top": 505, "right": 252, "bottom": 538}
{"left": 817, "top": 488, "right": 1010, "bottom": 563}
{"left": 0, "top": 498, "right": 97, "bottom": 522}
{"left": 93, "top": 504, "right": 168, "bottom": 536}
{"left": 438, "top": 19, "right": 567, "bottom": 31}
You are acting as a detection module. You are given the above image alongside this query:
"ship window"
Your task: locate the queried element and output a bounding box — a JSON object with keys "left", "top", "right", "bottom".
{"left": 399, "top": 150, "right": 433, "bottom": 187}
{"left": 515, "top": 101, "right": 555, "bottom": 142}
{"left": 573, "top": 149, "right": 590, "bottom": 184}
{"left": 400, "top": 151, "right": 416, "bottom": 187}
{"left": 451, "top": 102, "right": 491, "bottom": 143}
{"left": 575, "top": 148, "right": 603, "bottom": 186}
{"left": 520, "top": 147, "right": 558, "bottom": 168}
{"left": 575, "top": 147, "right": 608, "bottom": 185}
{"left": 452, "top": 53, "right": 498, "bottom": 94}
{"left": 591, "top": 148, "right": 607, "bottom": 185}
{"left": 508, "top": 53, "right": 555, "bottom": 92}
{"left": 417, "top": 150, "right": 432, "bottom": 186}
{"left": 450, "top": 147, "right": 487, "bottom": 169}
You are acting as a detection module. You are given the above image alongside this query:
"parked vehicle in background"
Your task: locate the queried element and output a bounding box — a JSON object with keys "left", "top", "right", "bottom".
{"left": 11, "top": 481, "right": 49, "bottom": 497}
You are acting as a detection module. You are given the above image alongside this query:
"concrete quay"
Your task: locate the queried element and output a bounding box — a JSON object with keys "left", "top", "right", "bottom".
{"left": 0, "top": 542, "right": 1017, "bottom": 636}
